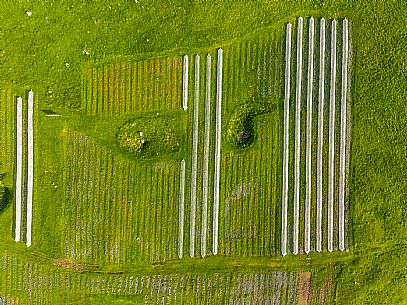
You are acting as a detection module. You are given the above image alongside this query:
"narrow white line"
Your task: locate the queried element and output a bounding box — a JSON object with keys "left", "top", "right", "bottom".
{"left": 178, "top": 159, "right": 186, "bottom": 258}
{"left": 339, "top": 18, "right": 349, "bottom": 251}
{"left": 282, "top": 23, "right": 292, "bottom": 257}
{"left": 293, "top": 17, "right": 303, "bottom": 256}
{"left": 182, "top": 55, "right": 189, "bottom": 110}
{"left": 26, "top": 90, "right": 34, "bottom": 247}
{"left": 190, "top": 54, "right": 200, "bottom": 257}
{"left": 15, "top": 97, "right": 23, "bottom": 242}
{"left": 305, "top": 17, "right": 314, "bottom": 254}
{"left": 316, "top": 18, "right": 326, "bottom": 253}
{"left": 212, "top": 48, "right": 223, "bottom": 256}
{"left": 328, "top": 20, "right": 337, "bottom": 252}
{"left": 201, "top": 53, "right": 212, "bottom": 258}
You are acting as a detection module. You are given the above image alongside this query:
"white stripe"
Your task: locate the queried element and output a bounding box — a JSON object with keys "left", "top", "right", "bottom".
{"left": 282, "top": 23, "right": 292, "bottom": 257}
{"left": 316, "top": 18, "right": 326, "bottom": 253}
{"left": 305, "top": 17, "right": 314, "bottom": 254}
{"left": 328, "top": 20, "right": 337, "bottom": 252}
{"left": 15, "top": 97, "right": 23, "bottom": 242}
{"left": 182, "top": 55, "right": 189, "bottom": 110}
{"left": 26, "top": 90, "right": 34, "bottom": 247}
{"left": 339, "top": 19, "right": 349, "bottom": 251}
{"left": 293, "top": 17, "right": 303, "bottom": 255}
{"left": 178, "top": 159, "right": 186, "bottom": 258}
{"left": 212, "top": 48, "right": 223, "bottom": 255}
{"left": 201, "top": 53, "right": 212, "bottom": 257}
{"left": 190, "top": 54, "right": 200, "bottom": 257}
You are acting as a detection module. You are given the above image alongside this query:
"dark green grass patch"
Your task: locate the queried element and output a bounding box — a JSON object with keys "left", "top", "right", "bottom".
{"left": 116, "top": 116, "right": 181, "bottom": 158}
{"left": 226, "top": 98, "right": 278, "bottom": 148}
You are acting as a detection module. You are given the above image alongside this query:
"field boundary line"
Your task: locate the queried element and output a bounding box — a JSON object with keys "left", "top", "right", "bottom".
{"left": 282, "top": 23, "right": 292, "bottom": 257}
{"left": 213, "top": 48, "right": 223, "bottom": 256}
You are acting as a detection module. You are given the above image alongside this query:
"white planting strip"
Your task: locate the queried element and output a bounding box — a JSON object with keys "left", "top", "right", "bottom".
{"left": 316, "top": 18, "right": 326, "bottom": 253}
{"left": 282, "top": 23, "right": 292, "bottom": 257}
{"left": 293, "top": 17, "right": 303, "bottom": 255}
{"left": 212, "top": 48, "right": 223, "bottom": 256}
{"left": 190, "top": 54, "right": 200, "bottom": 257}
{"left": 305, "top": 17, "right": 314, "bottom": 254}
{"left": 328, "top": 20, "right": 337, "bottom": 252}
{"left": 338, "top": 19, "right": 349, "bottom": 251}
{"left": 26, "top": 90, "right": 34, "bottom": 247}
{"left": 201, "top": 53, "right": 212, "bottom": 257}
{"left": 15, "top": 97, "right": 23, "bottom": 242}
{"left": 182, "top": 55, "right": 189, "bottom": 110}
{"left": 178, "top": 159, "right": 186, "bottom": 258}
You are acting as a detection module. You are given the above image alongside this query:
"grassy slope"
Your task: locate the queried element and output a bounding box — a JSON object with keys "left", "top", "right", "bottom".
{"left": 0, "top": 0, "right": 406, "bottom": 303}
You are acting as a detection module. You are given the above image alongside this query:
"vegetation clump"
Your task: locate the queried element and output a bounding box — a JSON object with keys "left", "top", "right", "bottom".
{"left": 226, "top": 99, "right": 277, "bottom": 148}
{"left": 116, "top": 116, "right": 180, "bottom": 158}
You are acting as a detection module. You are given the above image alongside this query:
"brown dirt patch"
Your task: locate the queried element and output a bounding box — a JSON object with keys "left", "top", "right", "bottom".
{"left": 297, "top": 272, "right": 312, "bottom": 305}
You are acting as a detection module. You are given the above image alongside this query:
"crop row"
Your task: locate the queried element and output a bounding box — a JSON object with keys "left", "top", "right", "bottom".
{"left": 218, "top": 118, "right": 280, "bottom": 257}
{"left": 64, "top": 130, "right": 180, "bottom": 264}
{"left": 81, "top": 57, "right": 183, "bottom": 116}
{"left": 222, "top": 29, "right": 282, "bottom": 113}
{"left": 0, "top": 252, "right": 309, "bottom": 304}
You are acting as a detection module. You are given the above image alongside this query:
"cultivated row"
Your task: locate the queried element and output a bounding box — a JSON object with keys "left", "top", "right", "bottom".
{"left": 81, "top": 57, "right": 182, "bottom": 116}
{"left": 0, "top": 252, "right": 310, "bottom": 304}
{"left": 64, "top": 130, "right": 180, "bottom": 263}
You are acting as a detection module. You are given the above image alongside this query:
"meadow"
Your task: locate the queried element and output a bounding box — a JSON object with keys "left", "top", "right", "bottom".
{"left": 0, "top": 0, "right": 406, "bottom": 304}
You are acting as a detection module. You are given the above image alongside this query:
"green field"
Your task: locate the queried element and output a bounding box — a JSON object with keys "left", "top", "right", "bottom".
{"left": 0, "top": 1, "right": 406, "bottom": 304}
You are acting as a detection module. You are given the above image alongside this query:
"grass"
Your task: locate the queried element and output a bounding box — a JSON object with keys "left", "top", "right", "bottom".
{"left": 0, "top": 0, "right": 406, "bottom": 304}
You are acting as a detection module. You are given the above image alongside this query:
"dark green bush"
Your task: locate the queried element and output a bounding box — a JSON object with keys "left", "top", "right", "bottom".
{"left": 116, "top": 116, "right": 180, "bottom": 158}
{"left": 0, "top": 179, "right": 9, "bottom": 213}
{"left": 226, "top": 99, "right": 278, "bottom": 148}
